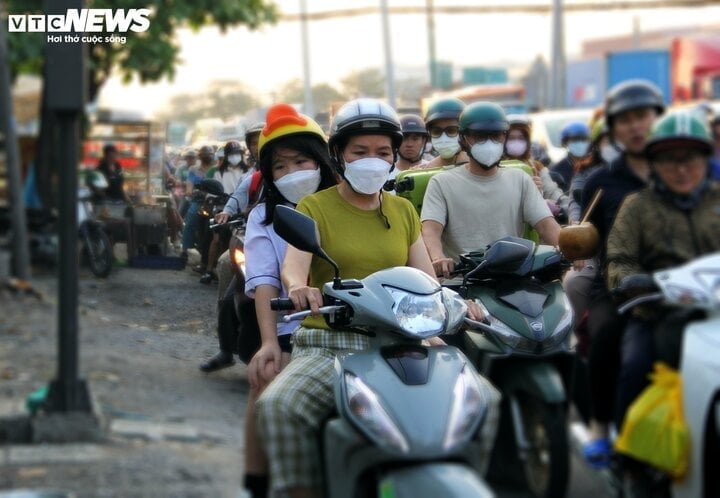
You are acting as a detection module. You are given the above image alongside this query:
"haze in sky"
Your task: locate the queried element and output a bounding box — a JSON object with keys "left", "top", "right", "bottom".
{"left": 97, "top": 0, "right": 720, "bottom": 117}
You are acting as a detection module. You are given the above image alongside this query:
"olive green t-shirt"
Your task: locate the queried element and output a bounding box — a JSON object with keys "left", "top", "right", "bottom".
{"left": 296, "top": 186, "right": 421, "bottom": 329}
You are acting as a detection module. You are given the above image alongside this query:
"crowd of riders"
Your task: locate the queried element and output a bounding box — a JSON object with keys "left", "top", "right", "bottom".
{"left": 179, "top": 81, "right": 720, "bottom": 498}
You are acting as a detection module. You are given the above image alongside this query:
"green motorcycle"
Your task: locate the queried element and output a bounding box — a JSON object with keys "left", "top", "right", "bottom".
{"left": 446, "top": 236, "right": 575, "bottom": 498}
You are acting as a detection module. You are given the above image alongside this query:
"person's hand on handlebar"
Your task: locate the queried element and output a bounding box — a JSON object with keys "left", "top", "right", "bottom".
{"left": 465, "top": 299, "right": 486, "bottom": 322}
{"left": 432, "top": 257, "right": 456, "bottom": 279}
{"left": 215, "top": 212, "right": 231, "bottom": 224}
{"left": 287, "top": 284, "right": 323, "bottom": 316}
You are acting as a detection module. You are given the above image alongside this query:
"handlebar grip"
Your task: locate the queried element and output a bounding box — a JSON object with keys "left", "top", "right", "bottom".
{"left": 270, "top": 298, "right": 296, "bottom": 311}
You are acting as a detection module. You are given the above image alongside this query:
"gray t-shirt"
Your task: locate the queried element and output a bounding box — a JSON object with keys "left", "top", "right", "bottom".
{"left": 421, "top": 165, "right": 552, "bottom": 260}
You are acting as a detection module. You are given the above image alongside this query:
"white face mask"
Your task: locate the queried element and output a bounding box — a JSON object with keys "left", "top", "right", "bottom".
{"left": 343, "top": 157, "right": 392, "bottom": 195}
{"left": 431, "top": 133, "right": 461, "bottom": 159}
{"left": 470, "top": 141, "right": 505, "bottom": 169}
{"left": 600, "top": 144, "right": 622, "bottom": 165}
{"left": 227, "top": 154, "right": 242, "bottom": 166}
{"left": 273, "top": 168, "right": 321, "bottom": 204}
{"left": 567, "top": 140, "right": 590, "bottom": 158}
{"left": 505, "top": 138, "right": 528, "bottom": 157}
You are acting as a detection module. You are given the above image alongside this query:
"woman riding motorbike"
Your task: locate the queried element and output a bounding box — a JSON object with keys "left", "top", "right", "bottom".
{"left": 255, "top": 98, "right": 488, "bottom": 498}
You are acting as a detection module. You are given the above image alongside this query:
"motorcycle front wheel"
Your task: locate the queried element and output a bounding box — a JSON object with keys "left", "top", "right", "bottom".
{"left": 83, "top": 224, "right": 113, "bottom": 278}
{"left": 518, "top": 396, "right": 569, "bottom": 498}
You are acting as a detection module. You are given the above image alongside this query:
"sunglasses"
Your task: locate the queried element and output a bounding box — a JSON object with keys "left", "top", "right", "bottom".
{"left": 429, "top": 126, "right": 460, "bottom": 138}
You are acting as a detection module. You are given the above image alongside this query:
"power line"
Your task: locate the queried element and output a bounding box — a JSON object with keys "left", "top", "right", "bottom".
{"left": 280, "top": 1, "right": 720, "bottom": 21}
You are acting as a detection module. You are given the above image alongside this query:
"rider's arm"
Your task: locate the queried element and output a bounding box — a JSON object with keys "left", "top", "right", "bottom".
{"left": 421, "top": 220, "right": 447, "bottom": 262}
{"left": 282, "top": 246, "right": 321, "bottom": 313}
{"left": 407, "top": 235, "right": 437, "bottom": 282}
{"left": 606, "top": 196, "right": 643, "bottom": 290}
{"left": 534, "top": 217, "right": 561, "bottom": 246}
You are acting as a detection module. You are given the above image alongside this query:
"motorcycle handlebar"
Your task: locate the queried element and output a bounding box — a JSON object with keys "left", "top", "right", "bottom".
{"left": 209, "top": 218, "right": 243, "bottom": 231}
{"left": 280, "top": 305, "right": 347, "bottom": 323}
{"left": 270, "top": 298, "right": 296, "bottom": 311}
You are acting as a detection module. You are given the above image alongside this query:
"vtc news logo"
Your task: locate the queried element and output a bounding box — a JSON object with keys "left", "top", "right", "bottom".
{"left": 8, "top": 9, "right": 150, "bottom": 33}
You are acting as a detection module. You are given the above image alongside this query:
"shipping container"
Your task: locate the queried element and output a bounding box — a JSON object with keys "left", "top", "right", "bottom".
{"left": 565, "top": 58, "right": 605, "bottom": 108}
{"left": 672, "top": 36, "right": 720, "bottom": 101}
{"left": 607, "top": 50, "right": 672, "bottom": 104}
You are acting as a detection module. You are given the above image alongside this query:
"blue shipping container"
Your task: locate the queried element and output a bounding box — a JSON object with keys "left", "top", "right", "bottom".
{"left": 565, "top": 58, "right": 605, "bottom": 108}
{"left": 606, "top": 50, "right": 671, "bottom": 104}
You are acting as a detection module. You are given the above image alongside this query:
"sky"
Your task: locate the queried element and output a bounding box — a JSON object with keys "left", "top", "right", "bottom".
{"left": 96, "top": 0, "right": 720, "bottom": 118}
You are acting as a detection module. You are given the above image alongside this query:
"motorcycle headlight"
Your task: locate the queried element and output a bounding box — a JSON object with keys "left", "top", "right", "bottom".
{"left": 442, "top": 288, "right": 468, "bottom": 334}
{"left": 344, "top": 372, "right": 409, "bottom": 454}
{"left": 443, "top": 365, "right": 487, "bottom": 451}
{"left": 232, "top": 247, "right": 245, "bottom": 274}
{"left": 541, "top": 293, "right": 573, "bottom": 351}
{"left": 473, "top": 300, "right": 536, "bottom": 352}
{"left": 386, "top": 287, "right": 446, "bottom": 339}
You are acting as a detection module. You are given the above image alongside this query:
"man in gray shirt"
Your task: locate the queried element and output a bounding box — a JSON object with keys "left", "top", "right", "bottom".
{"left": 422, "top": 102, "right": 560, "bottom": 278}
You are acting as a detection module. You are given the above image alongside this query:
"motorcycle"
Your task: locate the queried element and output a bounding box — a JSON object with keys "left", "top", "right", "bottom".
{"left": 614, "top": 253, "right": 720, "bottom": 498}
{"left": 2, "top": 188, "right": 113, "bottom": 277}
{"left": 78, "top": 184, "right": 113, "bottom": 278}
{"left": 446, "top": 236, "right": 575, "bottom": 498}
{"left": 209, "top": 211, "right": 260, "bottom": 364}
{"left": 268, "top": 205, "right": 499, "bottom": 498}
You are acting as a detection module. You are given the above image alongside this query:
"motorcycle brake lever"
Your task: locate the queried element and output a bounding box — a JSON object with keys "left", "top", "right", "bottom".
{"left": 282, "top": 305, "right": 347, "bottom": 323}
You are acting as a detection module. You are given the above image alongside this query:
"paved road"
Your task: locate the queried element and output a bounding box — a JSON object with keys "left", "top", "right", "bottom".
{"left": 0, "top": 263, "right": 612, "bottom": 497}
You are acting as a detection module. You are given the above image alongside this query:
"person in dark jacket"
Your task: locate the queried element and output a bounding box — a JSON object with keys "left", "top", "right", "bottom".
{"left": 578, "top": 79, "right": 665, "bottom": 471}
{"left": 92, "top": 144, "right": 131, "bottom": 203}
{"left": 549, "top": 121, "right": 591, "bottom": 193}
{"left": 607, "top": 110, "right": 720, "bottom": 496}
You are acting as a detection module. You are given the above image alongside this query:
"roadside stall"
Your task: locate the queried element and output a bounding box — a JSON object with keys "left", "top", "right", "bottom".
{"left": 83, "top": 116, "right": 181, "bottom": 266}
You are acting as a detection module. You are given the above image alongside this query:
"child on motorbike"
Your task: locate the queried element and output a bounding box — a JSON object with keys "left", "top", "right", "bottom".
{"left": 255, "top": 99, "right": 489, "bottom": 498}
{"left": 235, "top": 105, "right": 337, "bottom": 498}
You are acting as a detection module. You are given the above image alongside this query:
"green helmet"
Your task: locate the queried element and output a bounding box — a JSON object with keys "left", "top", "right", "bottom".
{"left": 590, "top": 118, "right": 608, "bottom": 143}
{"left": 458, "top": 102, "right": 509, "bottom": 133}
{"left": 645, "top": 111, "right": 713, "bottom": 157}
{"left": 424, "top": 97, "right": 465, "bottom": 126}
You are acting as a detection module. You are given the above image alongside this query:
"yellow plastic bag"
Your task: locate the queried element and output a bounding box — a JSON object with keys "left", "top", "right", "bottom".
{"left": 615, "top": 362, "right": 690, "bottom": 479}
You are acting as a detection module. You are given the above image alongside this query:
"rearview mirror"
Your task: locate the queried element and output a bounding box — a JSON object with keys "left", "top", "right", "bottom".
{"left": 465, "top": 239, "right": 531, "bottom": 282}
{"left": 199, "top": 179, "right": 225, "bottom": 196}
{"left": 273, "top": 205, "right": 340, "bottom": 283}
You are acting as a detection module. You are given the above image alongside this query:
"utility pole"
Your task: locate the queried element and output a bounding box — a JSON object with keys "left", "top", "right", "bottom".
{"left": 550, "top": 0, "right": 566, "bottom": 109}
{"left": 379, "top": 0, "right": 396, "bottom": 108}
{"left": 43, "top": 0, "right": 93, "bottom": 418}
{"left": 0, "top": 1, "right": 31, "bottom": 282}
{"left": 426, "top": 0, "right": 437, "bottom": 89}
{"left": 299, "top": 0, "right": 314, "bottom": 116}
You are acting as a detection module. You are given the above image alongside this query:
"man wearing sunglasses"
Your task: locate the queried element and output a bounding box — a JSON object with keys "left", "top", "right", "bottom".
{"left": 421, "top": 101, "right": 560, "bottom": 278}
{"left": 424, "top": 97, "right": 470, "bottom": 169}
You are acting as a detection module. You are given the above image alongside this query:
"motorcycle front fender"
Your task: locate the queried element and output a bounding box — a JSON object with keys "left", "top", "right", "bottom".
{"left": 379, "top": 463, "right": 494, "bottom": 498}
{"left": 500, "top": 361, "right": 566, "bottom": 404}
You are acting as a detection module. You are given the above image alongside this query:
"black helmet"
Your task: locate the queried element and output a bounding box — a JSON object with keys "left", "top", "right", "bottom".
{"left": 224, "top": 140, "right": 244, "bottom": 156}
{"left": 400, "top": 114, "right": 428, "bottom": 136}
{"left": 328, "top": 98, "right": 403, "bottom": 154}
{"left": 199, "top": 145, "right": 215, "bottom": 157}
{"left": 605, "top": 79, "right": 665, "bottom": 128}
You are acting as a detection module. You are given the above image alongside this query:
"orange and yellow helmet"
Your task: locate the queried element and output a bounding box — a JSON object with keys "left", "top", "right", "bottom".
{"left": 258, "top": 104, "right": 326, "bottom": 161}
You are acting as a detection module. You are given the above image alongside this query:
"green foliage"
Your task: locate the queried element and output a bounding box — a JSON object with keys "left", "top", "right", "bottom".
{"left": 6, "top": 0, "right": 277, "bottom": 100}
{"left": 276, "top": 79, "right": 346, "bottom": 113}
{"left": 340, "top": 68, "right": 385, "bottom": 99}
{"left": 155, "top": 79, "right": 257, "bottom": 124}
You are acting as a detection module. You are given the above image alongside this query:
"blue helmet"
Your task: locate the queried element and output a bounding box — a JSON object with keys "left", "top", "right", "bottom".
{"left": 560, "top": 122, "right": 590, "bottom": 144}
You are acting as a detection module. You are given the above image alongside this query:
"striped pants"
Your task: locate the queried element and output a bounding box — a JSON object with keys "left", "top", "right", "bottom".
{"left": 255, "top": 327, "right": 369, "bottom": 494}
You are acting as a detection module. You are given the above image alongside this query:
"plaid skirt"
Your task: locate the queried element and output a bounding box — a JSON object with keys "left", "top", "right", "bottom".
{"left": 255, "top": 327, "right": 369, "bottom": 493}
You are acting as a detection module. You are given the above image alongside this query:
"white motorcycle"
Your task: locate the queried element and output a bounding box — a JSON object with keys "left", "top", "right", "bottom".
{"left": 617, "top": 253, "right": 720, "bottom": 498}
